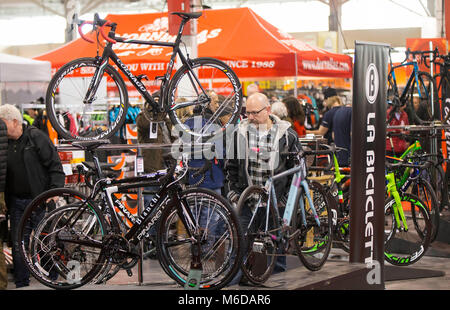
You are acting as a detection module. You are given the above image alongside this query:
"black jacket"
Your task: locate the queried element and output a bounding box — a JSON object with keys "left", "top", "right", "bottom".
{"left": 6, "top": 125, "right": 65, "bottom": 199}
{"left": 225, "top": 115, "right": 302, "bottom": 199}
{"left": 0, "top": 119, "right": 7, "bottom": 193}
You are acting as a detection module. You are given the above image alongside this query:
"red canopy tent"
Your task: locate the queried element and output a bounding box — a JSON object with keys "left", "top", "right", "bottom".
{"left": 35, "top": 7, "right": 352, "bottom": 84}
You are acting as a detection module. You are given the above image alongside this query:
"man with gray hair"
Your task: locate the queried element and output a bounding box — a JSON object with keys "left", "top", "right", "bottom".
{"left": 0, "top": 104, "right": 65, "bottom": 288}
{"left": 0, "top": 118, "right": 7, "bottom": 289}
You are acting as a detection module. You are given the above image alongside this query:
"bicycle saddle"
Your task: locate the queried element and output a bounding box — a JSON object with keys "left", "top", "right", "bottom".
{"left": 171, "top": 12, "right": 202, "bottom": 19}
{"left": 72, "top": 139, "right": 111, "bottom": 151}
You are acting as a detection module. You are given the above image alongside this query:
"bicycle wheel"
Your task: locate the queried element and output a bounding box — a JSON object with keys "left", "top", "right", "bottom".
{"left": 156, "top": 188, "right": 242, "bottom": 289}
{"left": 46, "top": 57, "right": 129, "bottom": 141}
{"left": 427, "top": 162, "right": 449, "bottom": 213}
{"left": 408, "top": 71, "right": 438, "bottom": 124}
{"left": 236, "top": 185, "right": 278, "bottom": 286}
{"left": 167, "top": 57, "right": 243, "bottom": 142}
{"left": 384, "top": 193, "right": 432, "bottom": 266}
{"left": 411, "top": 177, "right": 439, "bottom": 242}
{"left": 433, "top": 73, "right": 449, "bottom": 121}
{"left": 294, "top": 181, "right": 333, "bottom": 271}
{"left": 18, "top": 188, "right": 107, "bottom": 289}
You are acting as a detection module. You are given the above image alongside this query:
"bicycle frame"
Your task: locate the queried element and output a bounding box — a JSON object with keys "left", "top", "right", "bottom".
{"left": 385, "top": 172, "right": 409, "bottom": 231}
{"left": 85, "top": 16, "right": 207, "bottom": 113}
{"left": 255, "top": 158, "right": 320, "bottom": 238}
{"left": 61, "top": 160, "right": 198, "bottom": 252}
{"left": 389, "top": 60, "right": 425, "bottom": 103}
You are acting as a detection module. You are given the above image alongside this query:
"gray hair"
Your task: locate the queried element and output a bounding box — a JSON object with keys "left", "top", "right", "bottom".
{"left": 270, "top": 100, "right": 288, "bottom": 119}
{"left": 0, "top": 104, "right": 23, "bottom": 123}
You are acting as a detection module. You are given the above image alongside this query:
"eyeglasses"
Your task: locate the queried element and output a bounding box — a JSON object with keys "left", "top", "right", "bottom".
{"left": 245, "top": 106, "right": 267, "bottom": 116}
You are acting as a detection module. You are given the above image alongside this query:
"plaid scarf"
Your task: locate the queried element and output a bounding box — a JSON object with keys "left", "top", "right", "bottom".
{"left": 247, "top": 124, "right": 278, "bottom": 186}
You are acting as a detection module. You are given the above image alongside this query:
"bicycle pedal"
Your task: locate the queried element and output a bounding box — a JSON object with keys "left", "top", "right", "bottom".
{"left": 126, "top": 269, "right": 133, "bottom": 277}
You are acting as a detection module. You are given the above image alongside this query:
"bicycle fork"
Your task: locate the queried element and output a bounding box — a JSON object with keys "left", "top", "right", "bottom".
{"left": 84, "top": 57, "right": 109, "bottom": 104}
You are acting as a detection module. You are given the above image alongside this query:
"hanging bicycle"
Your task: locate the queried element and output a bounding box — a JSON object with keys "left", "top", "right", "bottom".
{"left": 46, "top": 12, "right": 243, "bottom": 142}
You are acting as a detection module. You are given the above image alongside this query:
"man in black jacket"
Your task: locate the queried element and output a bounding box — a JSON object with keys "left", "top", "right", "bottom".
{"left": 0, "top": 104, "right": 65, "bottom": 288}
{"left": 225, "top": 93, "right": 302, "bottom": 284}
{"left": 0, "top": 118, "right": 8, "bottom": 290}
{"left": 226, "top": 93, "right": 302, "bottom": 203}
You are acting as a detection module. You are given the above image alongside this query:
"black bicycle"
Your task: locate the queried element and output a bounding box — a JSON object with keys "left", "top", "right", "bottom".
{"left": 17, "top": 140, "right": 243, "bottom": 290}
{"left": 387, "top": 48, "right": 438, "bottom": 124}
{"left": 422, "top": 48, "right": 450, "bottom": 123}
{"left": 46, "top": 12, "right": 243, "bottom": 141}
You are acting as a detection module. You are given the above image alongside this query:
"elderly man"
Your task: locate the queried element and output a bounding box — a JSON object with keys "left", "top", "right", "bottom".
{"left": 0, "top": 104, "right": 65, "bottom": 288}
{"left": 225, "top": 93, "right": 302, "bottom": 283}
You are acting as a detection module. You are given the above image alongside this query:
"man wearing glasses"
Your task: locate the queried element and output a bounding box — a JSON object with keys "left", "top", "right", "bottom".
{"left": 225, "top": 92, "right": 302, "bottom": 282}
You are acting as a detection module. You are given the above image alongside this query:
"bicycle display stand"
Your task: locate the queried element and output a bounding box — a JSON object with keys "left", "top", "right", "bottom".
{"left": 386, "top": 123, "right": 449, "bottom": 281}
{"left": 57, "top": 141, "right": 213, "bottom": 288}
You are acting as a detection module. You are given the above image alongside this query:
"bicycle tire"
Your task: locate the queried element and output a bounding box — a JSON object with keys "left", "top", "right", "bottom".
{"left": 428, "top": 162, "right": 449, "bottom": 213}
{"left": 156, "top": 187, "right": 243, "bottom": 290}
{"left": 167, "top": 57, "right": 243, "bottom": 142}
{"left": 433, "top": 72, "right": 449, "bottom": 121}
{"left": 410, "top": 177, "right": 439, "bottom": 242}
{"left": 384, "top": 193, "right": 432, "bottom": 266}
{"left": 46, "top": 57, "right": 129, "bottom": 141}
{"left": 408, "top": 71, "right": 438, "bottom": 124}
{"left": 294, "top": 181, "right": 333, "bottom": 271}
{"left": 18, "top": 188, "right": 107, "bottom": 289}
{"left": 236, "top": 185, "right": 278, "bottom": 286}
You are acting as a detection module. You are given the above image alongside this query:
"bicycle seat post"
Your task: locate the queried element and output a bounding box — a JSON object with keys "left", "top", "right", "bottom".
{"left": 90, "top": 150, "right": 104, "bottom": 179}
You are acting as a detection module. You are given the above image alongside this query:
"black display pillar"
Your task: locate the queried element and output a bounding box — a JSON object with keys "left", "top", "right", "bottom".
{"left": 349, "top": 41, "right": 389, "bottom": 289}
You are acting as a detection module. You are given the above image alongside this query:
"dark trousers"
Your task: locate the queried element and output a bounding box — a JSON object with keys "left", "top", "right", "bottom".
{"left": 9, "top": 196, "right": 34, "bottom": 287}
{"left": 228, "top": 203, "right": 286, "bottom": 286}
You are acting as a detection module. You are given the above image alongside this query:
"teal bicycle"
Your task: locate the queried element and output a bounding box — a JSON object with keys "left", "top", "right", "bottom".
{"left": 236, "top": 151, "right": 332, "bottom": 285}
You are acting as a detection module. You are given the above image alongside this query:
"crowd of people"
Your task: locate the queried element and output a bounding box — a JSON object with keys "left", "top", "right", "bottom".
{"left": 0, "top": 83, "right": 353, "bottom": 289}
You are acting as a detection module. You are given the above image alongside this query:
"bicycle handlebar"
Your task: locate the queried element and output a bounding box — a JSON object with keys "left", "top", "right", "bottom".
{"left": 385, "top": 160, "right": 431, "bottom": 170}
{"left": 76, "top": 11, "right": 203, "bottom": 45}
{"left": 75, "top": 13, "right": 117, "bottom": 44}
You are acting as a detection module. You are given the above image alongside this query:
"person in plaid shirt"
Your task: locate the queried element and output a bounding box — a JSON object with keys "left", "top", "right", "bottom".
{"left": 225, "top": 92, "right": 302, "bottom": 281}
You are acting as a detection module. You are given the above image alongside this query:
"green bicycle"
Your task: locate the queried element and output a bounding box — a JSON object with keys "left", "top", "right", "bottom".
{"left": 384, "top": 161, "right": 433, "bottom": 266}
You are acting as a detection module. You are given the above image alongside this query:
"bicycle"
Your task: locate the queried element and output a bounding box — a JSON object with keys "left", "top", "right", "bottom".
{"left": 386, "top": 131, "right": 447, "bottom": 241}
{"left": 235, "top": 150, "right": 332, "bottom": 285}
{"left": 423, "top": 48, "right": 450, "bottom": 123}
{"left": 384, "top": 161, "right": 433, "bottom": 266}
{"left": 306, "top": 144, "right": 351, "bottom": 252}
{"left": 386, "top": 154, "right": 439, "bottom": 244}
{"left": 17, "top": 140, "right": 243, "bottom": 289}
{"left": 46, "top": 12, "right": 243, "bottom": 141}
{"left": 387, "top": 48, "right": 438, "bottom": 124}
{"left": 308, "top": 143, "right": 434, "bottom": 265}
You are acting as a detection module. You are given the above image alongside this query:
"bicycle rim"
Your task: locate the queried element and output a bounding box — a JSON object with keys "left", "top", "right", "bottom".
{"left": 237, "top": 185, "right": 277, "bottom": 285}
{"left": 411, "top": 178, "right": 439, "bottom": 242}
{"left": 18, "top": 189, "right": 106, "bottom": 289}
{"left": 167, "top": 57, "right": 242, "bottom": 143}
{"left": 46, "top": 57, "right": 129, "bottom": 141}
{"left": 384, "top": 194, "right": 432, "bottom": 266}
{"left": 157, "top": 188, "right": 242, "bottom": 289}
{"left": 294, "top": 181, "right": 332, "bottom": 271}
